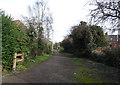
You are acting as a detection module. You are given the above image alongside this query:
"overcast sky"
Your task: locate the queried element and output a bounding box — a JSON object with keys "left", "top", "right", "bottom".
{"left": 0, "top": 0, "right": 92, "bottom": 43}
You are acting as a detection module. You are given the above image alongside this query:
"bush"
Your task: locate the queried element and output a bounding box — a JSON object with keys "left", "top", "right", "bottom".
{"left": 91, "top": 48, "right": 120, "bottom": 68}
{"left": 2, "top": 11, "right": 28, "bottom": 70}
{"left": 26, "top": 23, "right": 38, "bottom": 57}
{"left": 71, "top": 21, "right": 95, "bottom": 57}
{"left": 61, "top": 37, "right": 74, "bottom": 53}
{"left": 103, "top": 48, "right": 120, "bottom": 67}
{"left": 61, "top": 21, "right": 108, "bottom": 58}
{"left": 91, "top": 50, "right": 105, "bottom": 62}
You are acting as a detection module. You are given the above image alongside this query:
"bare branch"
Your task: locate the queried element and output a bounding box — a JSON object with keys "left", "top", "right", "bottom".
{"left": 89, "top": 0, "right": 120, "bottom": 28}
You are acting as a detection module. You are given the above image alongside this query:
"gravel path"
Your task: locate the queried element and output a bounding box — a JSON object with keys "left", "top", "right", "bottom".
{"left": 2, "top": 51, "right": 77, "bottom": 83}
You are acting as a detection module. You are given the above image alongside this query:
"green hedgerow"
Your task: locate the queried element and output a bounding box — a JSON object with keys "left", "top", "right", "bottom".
{"left": 1, "top": 10, "right": 28, "bottom": 70}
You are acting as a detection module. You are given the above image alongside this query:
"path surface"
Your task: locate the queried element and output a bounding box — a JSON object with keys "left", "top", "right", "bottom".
{"left": 2, "top": 51, "right": 77, "bottom": 83}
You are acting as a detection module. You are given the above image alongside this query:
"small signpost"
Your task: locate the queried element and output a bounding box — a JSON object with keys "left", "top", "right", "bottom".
{"left": 13, "top": 52, "right": 24, "bottom": 70}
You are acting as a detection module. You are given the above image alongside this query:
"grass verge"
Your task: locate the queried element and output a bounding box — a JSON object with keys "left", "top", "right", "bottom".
{"left": 71, "top": 57, "right": 120, "bottom": 83}
{"left": 59, "top": 51, "right": 73, "bottom": 56}
{"left": 24, "top": 53, "right": 54, "bottom": 68}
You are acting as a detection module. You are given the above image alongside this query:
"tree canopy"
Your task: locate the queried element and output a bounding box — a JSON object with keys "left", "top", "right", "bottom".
{"left": 61, "top": 21, "right": 108, "bottom": 57}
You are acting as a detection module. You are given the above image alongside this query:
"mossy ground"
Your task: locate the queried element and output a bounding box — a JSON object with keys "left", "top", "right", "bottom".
{"left": 71, "top": 57, "right": 120, "bottom": 83}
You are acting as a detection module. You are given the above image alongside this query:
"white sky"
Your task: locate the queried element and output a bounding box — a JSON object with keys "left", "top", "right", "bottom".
{"left": 0, "top": 0, "right": 92, "bottom": 43}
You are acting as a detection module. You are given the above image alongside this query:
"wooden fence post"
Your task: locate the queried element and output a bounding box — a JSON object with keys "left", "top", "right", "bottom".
{"left": 22, "top": 52, "right": 24, "bottom": 61}
{"left": 13, "top": 53, "right": 17, "bottom": 71}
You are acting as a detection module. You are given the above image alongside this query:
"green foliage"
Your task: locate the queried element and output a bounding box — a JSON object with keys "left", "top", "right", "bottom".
{"left": 102, "top": 48, "right": 120, "bottom": 67}
{"left": 2, "top": 10, "right": 28, "bottom": 70}
{"left": 60, "top": 52, "right": 73, "bottom": 56}
{"left": 74, "top": 67, "right": 102, "bottom": 83}
{"left": 72, "top": 57, "right": 119, "bottom": 83}
{"left": 53, "top": 42, "right": 59, "bottom": 50}
{"left": 61, "top": 21, "right": 108, "bottom": 57}
{"left": 90, "top": 25, "right": 108, "bottom": 47}
{"left": 26, "top": 23, "right": 50, "bottom": 57}
{"left": 3, "top": 53, "right": 53, "bottom": 76}
{"left": 53, "top": 43, "right": 57, "bottom": 49}
{"left": 91, "top": 48, "right": 120, "bottom": 68}
{"left": 1, "top": 9, "right": 53, "bottom": 71}
{"left": 42, "top": 41, "right": 48, "bottom": 54}
{"left": 27, "top": 23, "right": 38, "bottom": 57}
{"left": 38, "top": 38, "right": 44, "bottom": 55}
{"left": 26, "top": 24, "right": 52, "bottom": 57}
{"left": 23, "top": 52, "right": 53, "bottom": 68}
{"left": 71, "top": 21, "right": 95, "bottom": 57}
{"left": 61, "top": 37, "right": 73, "bottom": 53}
{"left": 16, "top": 64, "right": 27, "bottom": 71}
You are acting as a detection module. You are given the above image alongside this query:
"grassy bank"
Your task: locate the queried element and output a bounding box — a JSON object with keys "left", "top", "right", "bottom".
{"left": 71, "top": 57, "right": 120, "bottom": 83}
{"left": 3, "top": 52, "right": 54, "bottom": 76}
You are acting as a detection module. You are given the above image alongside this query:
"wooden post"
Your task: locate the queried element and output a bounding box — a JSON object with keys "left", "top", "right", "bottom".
{"left": 13, "top": 53, "right": 17, "bottom": 71}
{"left": 21, "top": 52, "right": 24, "bottom": 64}
{"left": 22, "top": 52, "right": 24, "bottom": 61}
{"left": 13, "top": 52, "right": 24, "bottom": 70}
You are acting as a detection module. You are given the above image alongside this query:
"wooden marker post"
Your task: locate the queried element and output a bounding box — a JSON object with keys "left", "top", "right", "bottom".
{"left": 12, "top": 52, "right": 24, "bottom": 71}
{"left": 13, "top": 53, "right": 17, "bottom": 71}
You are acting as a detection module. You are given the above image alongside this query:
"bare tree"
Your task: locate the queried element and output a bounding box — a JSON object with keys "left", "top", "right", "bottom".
{"left": 27, "top": 0, "right": 54, "bottom": 40}
{"left": 89, "top": 0, "right": 120, "bottom": 29}
{"left": 28, "top": 0, "right": 48, "bottom": 38}
{"left": 44, "top": 12, "right": 54, "bottom": 53}
{"left": 22, "top": 0, "right": 54, "bottom": 55}
{"left": 22, "top": 0, "right": 54, "bottom": 39}
{"left": 45, "top": 12, "right": 53, "bottom": 40}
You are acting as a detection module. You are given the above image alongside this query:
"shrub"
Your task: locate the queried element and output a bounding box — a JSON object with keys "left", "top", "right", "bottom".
{"left": 91, "top": 50, "right": 105, "bottom": 62}
{"left": 61, "top": 21, "right": 108, "bottom": 58}
{"left": 61, "top": 37, "right": 74, "bottom": 53}
{"left": 2, "top": 10, "right": 28, "bottom": 70}
{"left": 91, "top": 48, "right": 120, "bottom": 68}
{"left": 103, "top": 48, "right": 120, "bottom": 67}
{"left": 71, "top": 21, "right": 95, "bottom": 57}
{"left": 26, "top": 23, "right": 38, "bottom": 57}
